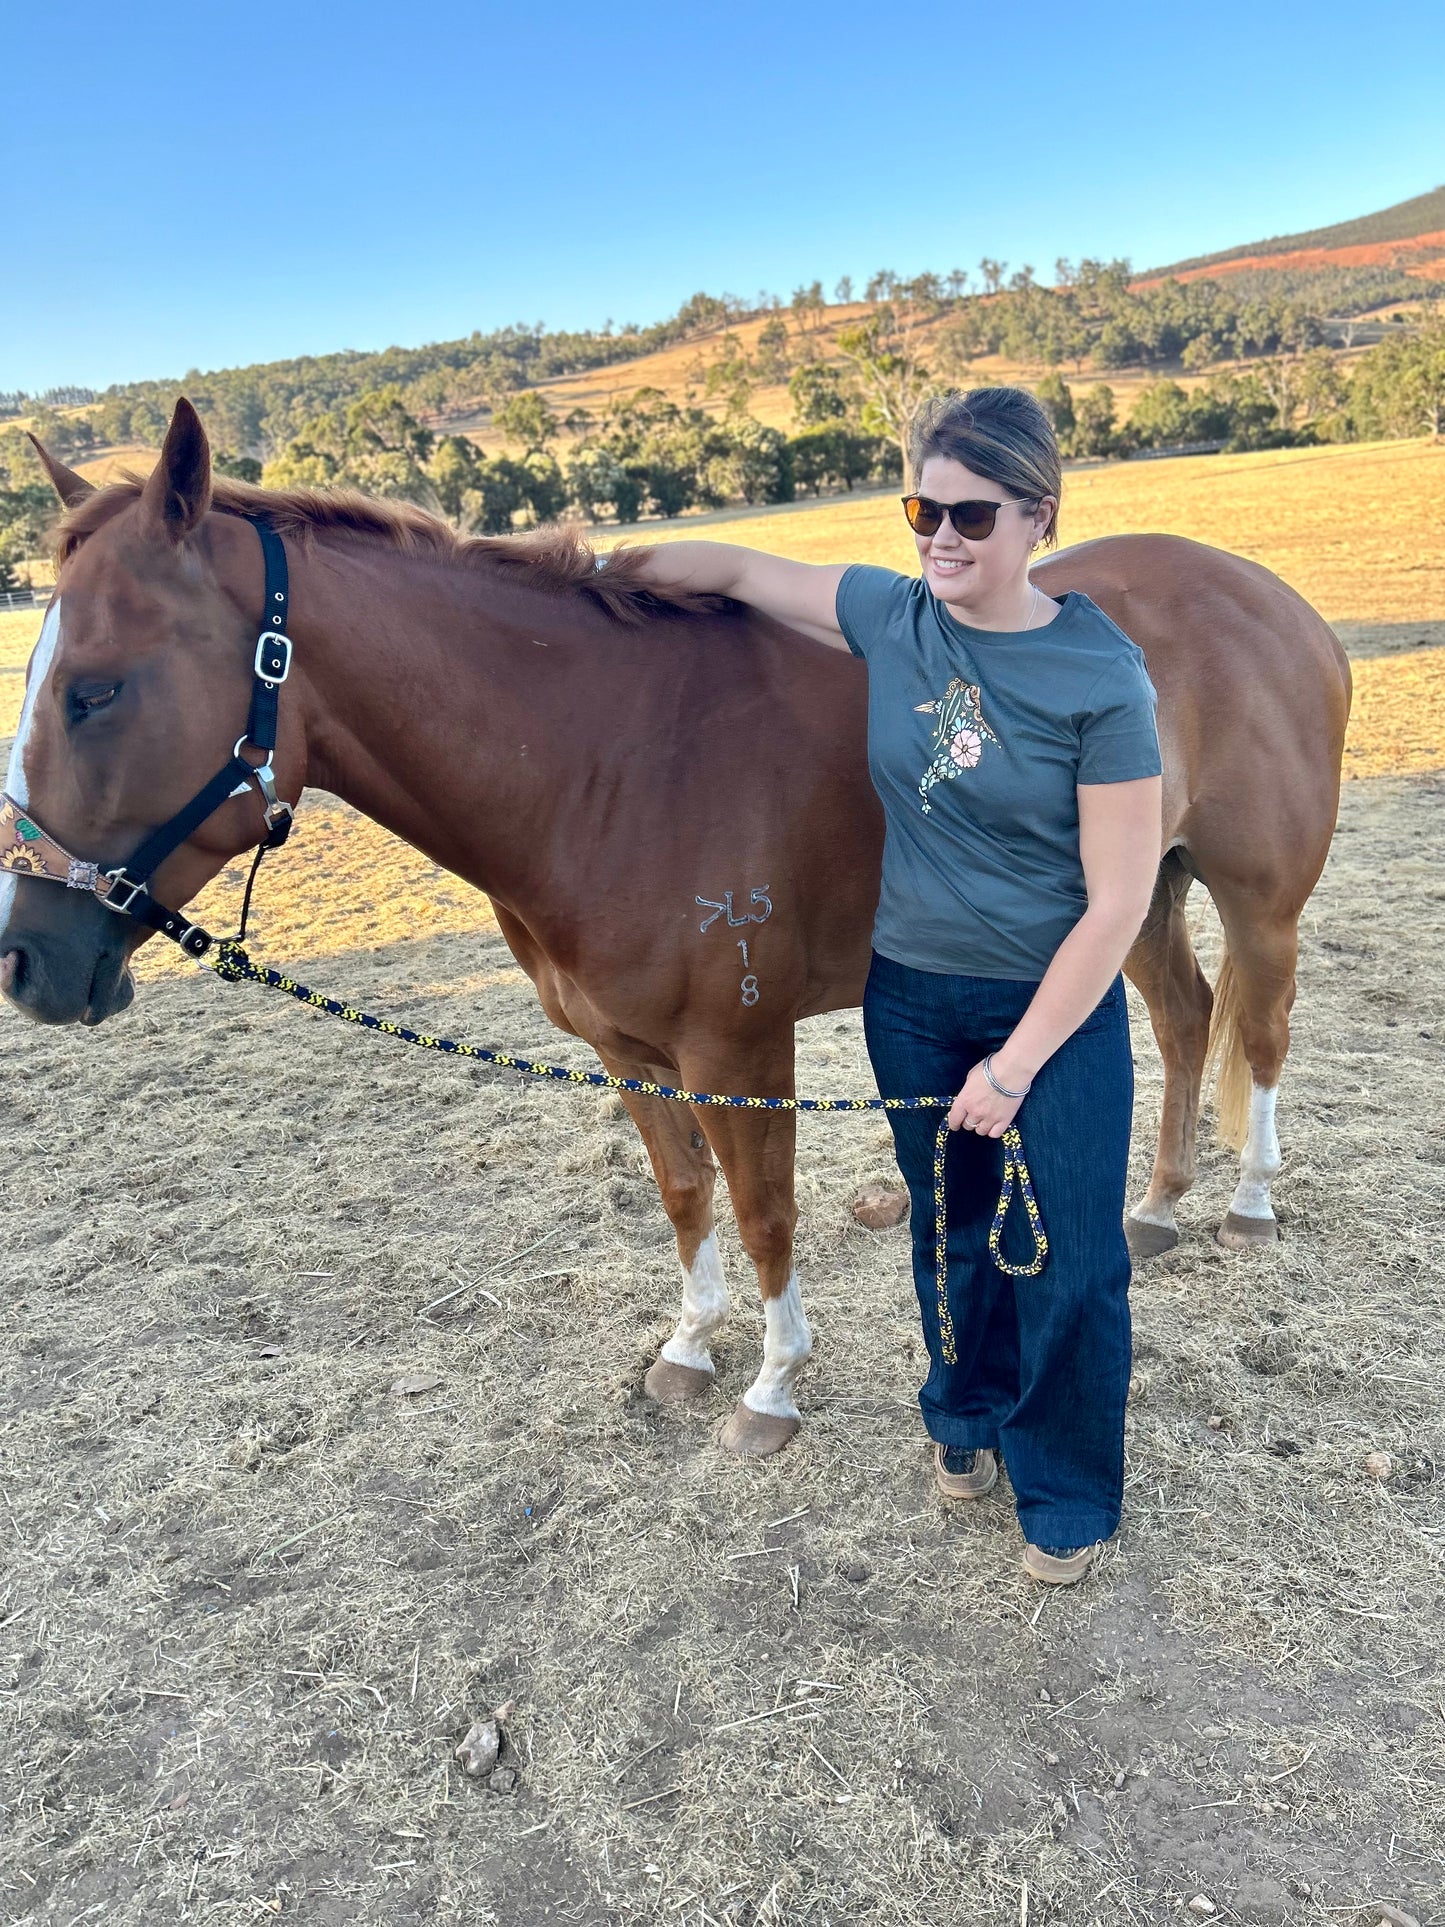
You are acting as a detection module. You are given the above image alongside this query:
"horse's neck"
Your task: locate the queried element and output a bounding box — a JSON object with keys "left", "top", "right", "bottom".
{"left": 292, "top": 536, "right": 620, "bottom": 905}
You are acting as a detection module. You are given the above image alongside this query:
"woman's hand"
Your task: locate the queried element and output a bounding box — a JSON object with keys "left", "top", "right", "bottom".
{"left": 947, "top": 1060, "right": 1025, "bottom": 1137}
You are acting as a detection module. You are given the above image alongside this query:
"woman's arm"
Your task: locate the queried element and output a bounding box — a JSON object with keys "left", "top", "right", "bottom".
{"left": 947, "top": 775, "right": 1162, "bottom": 1134}
{"left": 621, "top": 540, "right": 852, "bottom": 651}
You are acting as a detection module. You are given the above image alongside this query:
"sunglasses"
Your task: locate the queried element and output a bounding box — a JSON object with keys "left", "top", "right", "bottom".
{"left": 901, "top": 493, "right": 1041, "bottom": 540}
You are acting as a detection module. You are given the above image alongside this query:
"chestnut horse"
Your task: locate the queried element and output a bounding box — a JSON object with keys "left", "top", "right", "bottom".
{"left": 1, "top": 401, "right": 1350, "bottom": 1455}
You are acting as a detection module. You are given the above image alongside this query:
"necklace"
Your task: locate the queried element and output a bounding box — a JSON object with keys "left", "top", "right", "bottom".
{"left": 1025, "top": 583, "right": 1045, "bottom": 629}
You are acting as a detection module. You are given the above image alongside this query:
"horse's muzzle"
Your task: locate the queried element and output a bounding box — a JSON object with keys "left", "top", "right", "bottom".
{"left": 0, "top": 887, "right": 137, "bottom": 1025}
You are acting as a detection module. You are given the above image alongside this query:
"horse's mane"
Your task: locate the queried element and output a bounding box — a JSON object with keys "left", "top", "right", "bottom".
{"left": 55, "top": 476, "right": 729, "bottom": 625}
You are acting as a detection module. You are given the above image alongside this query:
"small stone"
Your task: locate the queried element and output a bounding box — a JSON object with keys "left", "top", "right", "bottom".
{"left": 1044, "top": 1750, "right": 1060, "bottom": 1766}
{"left": 1114, "top": 1770, "right": 1126, "bottom": 1789}
{"left": 257, "top": 1343, "right": 284, "bottom": 1359}
{"left": 1364, "top": 1451, "right": 1393, "bottom": 1481}
{"left": 1206, "top": 1414, "right": 1226, "bottom": 1430}
{"left": 1369, "top": 1906, "right": 1421, "bottom": 1927}
{"left": 1201, "top": 1724, "right": 1229, "bottom": 1739}
{"left": 1038, "top": 1687, "right": 1052, "bottom": 1703}
{"left": 1187, "top": 1898, "right": 1217, "bottom": 1920}
{"left": 455, "top": 1698, "right": 515, "bottom": 1777}
{"left": 391, "top": 1372, "right": 445, "bottom": 1397}
{"left": 852, "top": 1185, "right": 909, "bottom": 1230}
{"left": 489, "top": 1765, "right": 518, "bottom": 1793}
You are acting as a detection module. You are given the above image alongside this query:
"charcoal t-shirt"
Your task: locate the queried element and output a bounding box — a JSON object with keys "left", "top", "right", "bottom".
{"left": 836, "top": 565, "right": 1161, "bottom": 979}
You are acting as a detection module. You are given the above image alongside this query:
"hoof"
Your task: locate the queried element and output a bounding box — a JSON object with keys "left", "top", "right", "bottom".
{"left": 1215, "top": 1210, "right": 1279, "bottom": 1250}
{"left": 719, "top": 1401, "right": 800, "bottom": 1457}
{"left": 644, "top": 1357, "right": 715, "bottom": 1404}
{"left": 1125, "top": 1214, "right": 1179, "bottom": 1261}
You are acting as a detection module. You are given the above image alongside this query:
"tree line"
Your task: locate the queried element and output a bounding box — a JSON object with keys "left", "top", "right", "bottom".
{"left": 1, "top": 269, "right": 1442, "bottom": 573}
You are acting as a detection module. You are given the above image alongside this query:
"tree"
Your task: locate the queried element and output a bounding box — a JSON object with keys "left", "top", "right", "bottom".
{"left": 1034, "top": 373, "right": 1075, "bottom": 443}
{"left": 1071, "top": 385, "right": 1118, "bottom": 458}
{"left": 836, "top": 308, "right": 933, "bottom": 472}
{"left": 0, "top": 538, "right": 22, "bottom": 596}
{"left": 493, "top": 390, "right": 559, "bottom": 457}
{"left": 213, "top": 452, "right": 263, "bottom": 483}
{"left": 708, "top": 418, "right": 793, "bottom": 506}
{"left": 790, "top": 281, "right": 826, "bottom": 334}
{"left": 978, "top": 258, "right": 1006, "bottom": 295}
{"left": 1351, "top": 312, "right": 1445, "bottom": 439}
{"left": 1124, "top": 380, "right": 1194, "bottom": 450}
{"left": 834, "top": 275, "right": 854, "bottom": 305}
{"left": 753, "top": 316, "right": 792, "bottom": 385}
{"left": 429, "top": 435, "right": 483, "bottom": 524}
{"left": 788, "top": 361, "right": 850, "bottom": 427}
{"left": 787, "top": 426, "right": 884, "bottom": 495}
{"left": 703, "top": 334, "right": 753, "bottom": 414}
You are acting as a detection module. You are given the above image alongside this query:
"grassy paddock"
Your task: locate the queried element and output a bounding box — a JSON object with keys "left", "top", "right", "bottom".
{"left": 1, "top": 769, "right": 1441, "bottom": 1924}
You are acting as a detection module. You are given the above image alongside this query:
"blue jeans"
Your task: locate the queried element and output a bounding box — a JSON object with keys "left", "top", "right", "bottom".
{"left": 862, "top": 950, "right": 1135, "bottom": 1546}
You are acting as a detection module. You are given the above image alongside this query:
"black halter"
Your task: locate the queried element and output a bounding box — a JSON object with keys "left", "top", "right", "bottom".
{"left": 0, "top": 515, "right": 296, "bottom": 959}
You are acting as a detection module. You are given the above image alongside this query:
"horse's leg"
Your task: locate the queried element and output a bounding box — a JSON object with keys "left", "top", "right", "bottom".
{"left": 1205, "top": 890, "right": 1300, "bottom": 1249}
{"left": 687, "top": 1084, "right": 808, "bottom": 1458}
{"left": 1122, "top": 850, "right": 1214, "bottom": 1258}
{"left": 594, "top": 1055, "right": 729, "bottom": 1402}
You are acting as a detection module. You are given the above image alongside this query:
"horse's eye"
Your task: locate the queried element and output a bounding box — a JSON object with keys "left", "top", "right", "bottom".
{"left": 68, "top": 683, "right": 120, "bottom": 720}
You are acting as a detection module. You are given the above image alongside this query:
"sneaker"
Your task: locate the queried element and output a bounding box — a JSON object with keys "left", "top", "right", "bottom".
{"left": 933, "top": 1442, "right": 998, "bottom": 1501}
{"left": 1022, "top": 1540, "right": 1099, "bottom": 1585}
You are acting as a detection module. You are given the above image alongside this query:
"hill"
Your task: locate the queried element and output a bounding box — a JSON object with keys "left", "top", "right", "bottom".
{"left": 1144, "top": 184, "right": 1445, "bottom": 282}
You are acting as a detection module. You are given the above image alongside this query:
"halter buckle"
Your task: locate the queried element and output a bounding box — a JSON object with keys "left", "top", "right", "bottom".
{"left": 100, "top": 868, "right": 145, "bottom": 915}
{"left": 254, "top": 632, "right": 292, "bottom": 685}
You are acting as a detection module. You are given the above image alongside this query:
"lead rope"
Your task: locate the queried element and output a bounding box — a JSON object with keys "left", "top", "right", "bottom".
{"left": 207, "top": 940, "right": 1048, "bottom": 1363}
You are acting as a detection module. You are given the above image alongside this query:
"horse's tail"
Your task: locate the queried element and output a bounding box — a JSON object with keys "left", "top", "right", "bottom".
{"left": 1204, "top": 948, "right": 1252, "bottom": 1152}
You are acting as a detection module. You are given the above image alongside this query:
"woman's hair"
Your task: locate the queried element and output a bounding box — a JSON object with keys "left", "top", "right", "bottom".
{"left": 909, "top": 387, "right": 1062, "bottom": 548}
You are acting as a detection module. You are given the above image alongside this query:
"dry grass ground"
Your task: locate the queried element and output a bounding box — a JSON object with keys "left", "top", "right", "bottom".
{"left": 1, "top": 451, "right": 1442, "bottom": 1925}
{"left": 1, "top": 767, "right": 1441, "bottom": 1926}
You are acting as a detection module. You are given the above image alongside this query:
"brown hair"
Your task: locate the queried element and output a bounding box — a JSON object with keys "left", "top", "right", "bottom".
{"left": 909, "top": 387, "right": 1062, "bottom": 547}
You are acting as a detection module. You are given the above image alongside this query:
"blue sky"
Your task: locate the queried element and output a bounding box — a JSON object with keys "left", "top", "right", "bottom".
{"left": 4, "top": 0, "right": 1442, "bottom": 394}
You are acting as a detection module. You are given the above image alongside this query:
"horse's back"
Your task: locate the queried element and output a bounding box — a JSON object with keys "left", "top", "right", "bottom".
{"left": 1035, "top": 532, "right": 1350, "bottom": 882}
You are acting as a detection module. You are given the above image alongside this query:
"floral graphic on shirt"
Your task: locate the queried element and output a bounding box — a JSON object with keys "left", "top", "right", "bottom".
{"left": 914, "top": 679, "right": 1001, "bottom": 814}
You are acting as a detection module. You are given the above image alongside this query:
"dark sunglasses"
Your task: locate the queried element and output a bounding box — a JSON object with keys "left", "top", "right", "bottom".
{"left": 901, "top": 493, "right": 1041, "bottom": 540}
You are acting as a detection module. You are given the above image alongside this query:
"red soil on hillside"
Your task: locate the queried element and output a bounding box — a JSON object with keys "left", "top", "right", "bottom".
{"left": 1135, "top": 229, "right": 1445, "bottom": 290}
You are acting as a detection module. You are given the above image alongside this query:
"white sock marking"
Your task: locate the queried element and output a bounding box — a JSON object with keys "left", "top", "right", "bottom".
{"left": 1228, "top": 1083, "right": 1281, "bottom": 1221}
{"left": 741, "top": 1272, "right": 813, "bottom": 1421}
{"left": 0, "top": 597, "right": 62, "bottom": 937}
{"left": 1129, "top": 1198, "right": 1179, "bottom": 1231}
{"left": 659, "top": 1230, "right": 729, "bottom": 1374}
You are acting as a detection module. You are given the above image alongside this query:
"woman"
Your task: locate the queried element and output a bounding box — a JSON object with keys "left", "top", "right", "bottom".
{"left": 626, "top": 387, "right": 1162, "bottom": 1585}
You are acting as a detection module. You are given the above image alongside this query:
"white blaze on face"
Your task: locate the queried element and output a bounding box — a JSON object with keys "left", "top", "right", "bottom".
{"left": 659, "top": 1230, "right": 729, "bottom": 1374}
{"left": 0, "top": 597, "right": 62, "bottom": 935}
{"left": 741, "top": 1272, "right": 813, "bottom": 1421}
{"left": 1228, "top": 1083, "right": 1282, "bottom": 1222}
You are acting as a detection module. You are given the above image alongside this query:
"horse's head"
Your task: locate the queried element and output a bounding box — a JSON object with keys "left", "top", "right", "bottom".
{"left": 1, "top": 399, "right": 304, "bottom": 1024}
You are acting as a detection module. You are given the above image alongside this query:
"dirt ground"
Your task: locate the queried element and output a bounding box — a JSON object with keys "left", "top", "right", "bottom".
{"left": 2, "top": 733, "right": 1442, "bottom": 1925}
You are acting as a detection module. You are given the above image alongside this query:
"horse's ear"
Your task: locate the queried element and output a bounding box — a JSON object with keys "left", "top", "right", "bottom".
{"left": 27, "top": 436, "right": 96, "bottom": 509}
{"left": 138, "top": 397, "right": 212, "bottom": 542}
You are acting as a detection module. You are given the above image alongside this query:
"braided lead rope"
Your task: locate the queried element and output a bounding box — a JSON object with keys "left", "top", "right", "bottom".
{"left": 208, "top": 940, "right": 1048, "bottom": 1359}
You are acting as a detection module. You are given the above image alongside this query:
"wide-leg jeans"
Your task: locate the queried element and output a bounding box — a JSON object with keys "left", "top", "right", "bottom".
{"left": 862, "top": 949, "right": 1135, "bottom": 1547}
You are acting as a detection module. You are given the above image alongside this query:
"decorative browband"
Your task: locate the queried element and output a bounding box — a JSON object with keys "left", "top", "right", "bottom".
{"left": 0, "top": 793, "right": 112, "bottom": 895}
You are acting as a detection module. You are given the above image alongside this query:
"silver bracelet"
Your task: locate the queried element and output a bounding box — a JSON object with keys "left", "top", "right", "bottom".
{"left": 983, "top": 1054, "right": 1031, "bottom": 1100}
